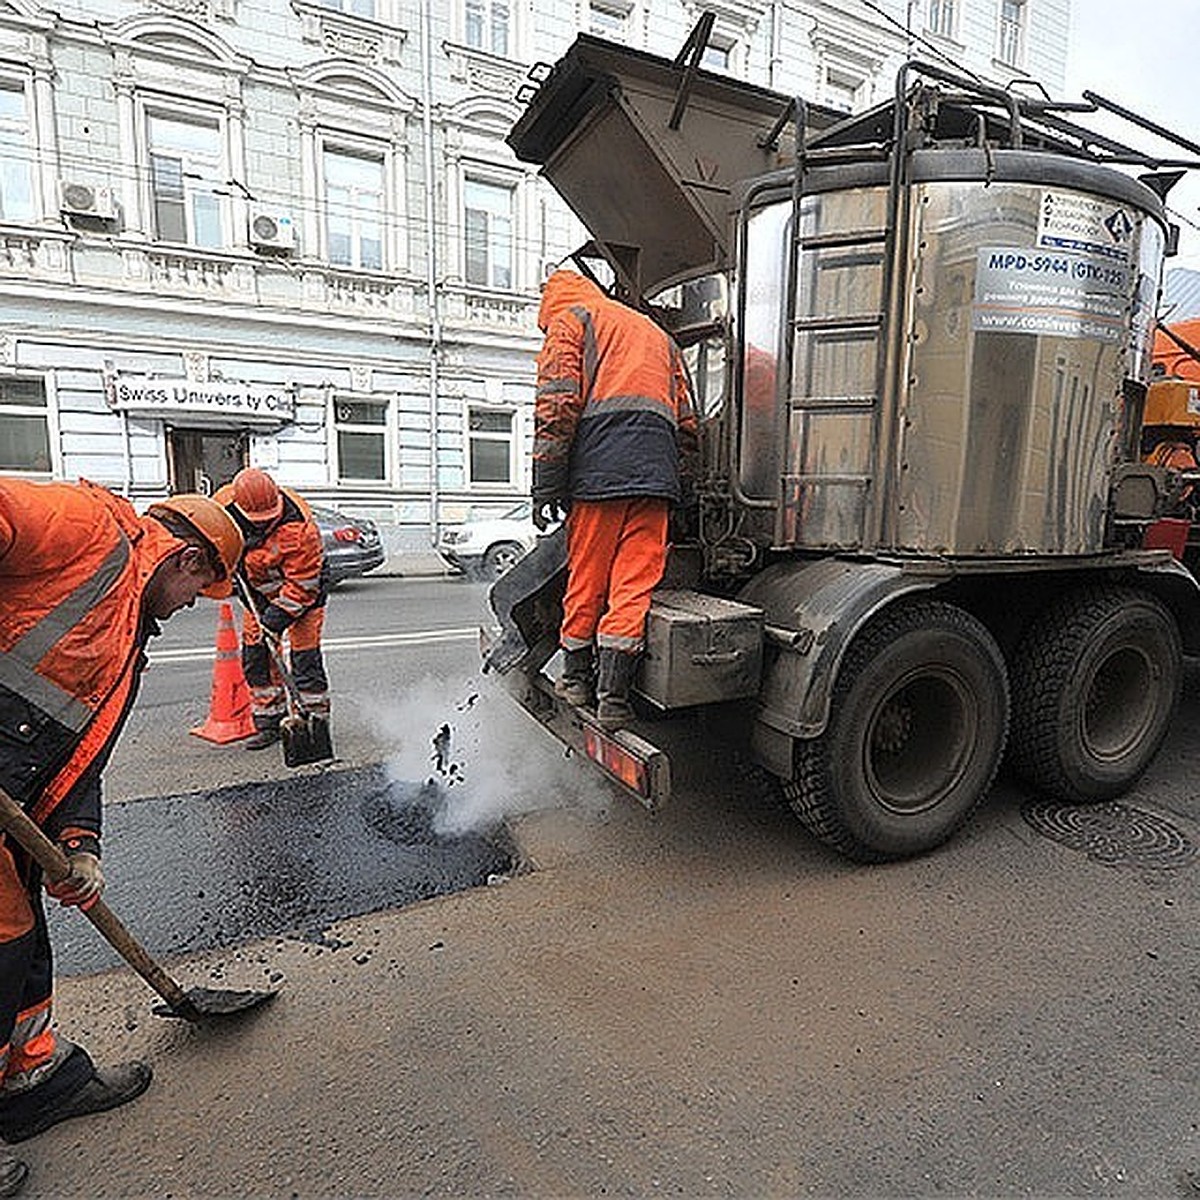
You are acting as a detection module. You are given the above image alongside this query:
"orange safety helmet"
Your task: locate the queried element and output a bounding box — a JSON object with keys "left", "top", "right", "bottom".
{"left": 231, "top": 467, "right": 284, "bottom": 524}
{"left": 147, "top": 493, "right": 245, "bottom": 599}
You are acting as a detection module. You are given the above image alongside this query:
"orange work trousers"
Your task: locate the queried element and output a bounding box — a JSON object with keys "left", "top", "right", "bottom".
{"left": 241, "top": 605, "right": 329, "bottom": 719}
{"left": 1, "top": 839, "right": 64, "bottom": 1096}
{"left": 561, "top": 497, "right": 669, "bottom": 653}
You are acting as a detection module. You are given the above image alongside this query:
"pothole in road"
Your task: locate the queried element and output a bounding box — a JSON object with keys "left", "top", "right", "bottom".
{"left": 52, "top": 764, "right": 515, "bottom": 977}
{"left": 1021, "top": 800, "right": 1198, "bottom": 870}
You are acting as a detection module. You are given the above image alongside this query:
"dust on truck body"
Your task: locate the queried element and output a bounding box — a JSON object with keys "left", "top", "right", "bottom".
{"left": 484, "top": 29, "right": 1200, "bottom": 862}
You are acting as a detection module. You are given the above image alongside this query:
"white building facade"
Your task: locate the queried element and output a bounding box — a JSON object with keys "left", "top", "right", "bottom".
{"left": 0, "top": 0, "right": 1069, "bottom": 556}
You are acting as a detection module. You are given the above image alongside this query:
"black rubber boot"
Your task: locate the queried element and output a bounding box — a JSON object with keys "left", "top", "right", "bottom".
{"left": 0, "top": 1049, "right": 152, "bottom": 1143}
{"left": 555, "top": 646, "right": 596, "bottom": 707}
{"left": 0, "top": 1153, "right": 28, "bottom": 1198}
{"left": 244, "top": 716, "right": 282, "bottom": 751}
{"left": 596, "top": 648, "right": 639, "bottom": 731}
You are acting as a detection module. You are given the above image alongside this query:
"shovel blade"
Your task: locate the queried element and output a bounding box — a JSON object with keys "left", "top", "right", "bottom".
{"left": 281, "top": 714, "right": 334, "bottom": 767}
{"left": 153, "top": 984, "right": 280, "bottom": 1021}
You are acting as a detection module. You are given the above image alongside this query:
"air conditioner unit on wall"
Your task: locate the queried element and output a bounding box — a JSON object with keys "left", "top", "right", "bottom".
{"left": 59, "top": 180, "right": 117, "bottom": 221}
{"left": 249, "top": 209, "right": 296, "bottom": 252}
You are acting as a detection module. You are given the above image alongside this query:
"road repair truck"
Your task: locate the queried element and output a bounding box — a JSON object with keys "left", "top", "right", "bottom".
{"left": 482, "top": 21, "right": 1200, "bottom": 863}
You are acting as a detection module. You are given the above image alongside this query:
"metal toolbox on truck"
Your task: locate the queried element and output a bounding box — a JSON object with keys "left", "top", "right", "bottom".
{"left": 639, "top": 590, "right": 763, "bottom": 709}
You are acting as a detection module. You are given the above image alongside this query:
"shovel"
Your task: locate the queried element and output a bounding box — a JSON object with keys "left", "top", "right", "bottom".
{"left": 233, "top": 575, "right": 334, "bottom": 768}
{"left": 0, "top": 787, "right": 279, "bottom": 1022}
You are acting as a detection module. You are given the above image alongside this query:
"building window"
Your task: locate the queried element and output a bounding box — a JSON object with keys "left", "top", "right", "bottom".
{"left": 701, "top": 40, "right": 733, "bottom": 72}
{"left": 468, "top": 406, "right": 514, "bottom": 484}
{"left": 0, "top": 80, "right": 35, "bottom": 223}
{"left": 323, "top": 147, "right": 385, "bottom": 270}
{"left": 589, "top": 1, "right": 627, "bottom": 39}
{"left": 464, "top": 178, "right": 513, "bottom": 289}
{"left": 0, "top": 378, "right": 51, "bottom": 473}
{"left": 465, "top": 0, "right": 508, "bottom": 56}
{"left": 998, "top": 0, "right": 1025, "bottom": 64}
{"left": 824, "top": 69, "right": 864, "bottom": 114}
{"left": 927, "top": 0, "right": 956, "bottom": 37}
{"left": 334, "top": 397, "right": 389, "bottom": 482}
{"left": 148, "top": 112, "right": 225, "bottom": 248}
{"left": 317, "top": 0, "right": 376, "bottom": 15}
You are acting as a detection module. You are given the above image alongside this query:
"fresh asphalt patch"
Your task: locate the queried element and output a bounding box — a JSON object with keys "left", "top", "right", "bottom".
{"left": 49, "top": 764, "right": 514, "bottom": 977}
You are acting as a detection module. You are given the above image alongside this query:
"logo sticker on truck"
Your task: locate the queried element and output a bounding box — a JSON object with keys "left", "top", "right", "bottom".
{"left": 972, "top": 246, "right": 1131, "bottom": 342}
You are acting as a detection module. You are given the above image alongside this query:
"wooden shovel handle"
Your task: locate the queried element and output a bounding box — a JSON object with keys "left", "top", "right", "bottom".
{"left": 0, "top": 786, "right": 191, "bottom": 1012}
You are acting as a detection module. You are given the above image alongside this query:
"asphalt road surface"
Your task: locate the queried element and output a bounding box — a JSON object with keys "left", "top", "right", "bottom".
{"left": 23, "top": 576, "right": 1200, "bottom": 1197}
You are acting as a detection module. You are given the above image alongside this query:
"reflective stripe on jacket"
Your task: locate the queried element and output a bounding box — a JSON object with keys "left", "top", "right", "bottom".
{"left": 217, "top": 486, "right": 326, "bottom": 623}
{"left": 0, "top": 478, "right": 186, "bottom": 828}
{"left": 534, "top": 271, "right": 698, "bottom": 503}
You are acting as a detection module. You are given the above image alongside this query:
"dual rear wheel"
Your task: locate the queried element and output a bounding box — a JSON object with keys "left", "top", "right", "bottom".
{"left": 783, "top": 588, "right": 1180, "bottom": 862}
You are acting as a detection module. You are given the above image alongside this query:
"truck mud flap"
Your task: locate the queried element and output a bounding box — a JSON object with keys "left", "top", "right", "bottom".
{"left": 482, "top": 526, "right": 568, "bottom": 676}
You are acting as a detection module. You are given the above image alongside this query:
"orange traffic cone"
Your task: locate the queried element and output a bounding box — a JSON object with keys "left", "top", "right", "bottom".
{"left": 191, "top": 601, "right": 256, "bottom": 744}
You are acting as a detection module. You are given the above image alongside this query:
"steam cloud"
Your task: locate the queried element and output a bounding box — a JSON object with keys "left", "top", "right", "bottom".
{"left": 363, "top": 674, "right": 610, "bottom": 836}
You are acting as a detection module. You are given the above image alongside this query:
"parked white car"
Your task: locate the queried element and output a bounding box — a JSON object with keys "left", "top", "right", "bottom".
{"left": 437, "top": 500, "right": 545, "bottom": 581}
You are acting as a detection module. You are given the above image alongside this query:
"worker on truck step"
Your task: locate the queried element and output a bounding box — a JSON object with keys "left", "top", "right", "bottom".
{"left": 0, "top": 479, "right": 243, "bottom": 1162}
{"left": 217, "top": 468, "right": 329, "bottom": 750}
{"left": 532, "top": 268, "right": 699, "bottom": 730}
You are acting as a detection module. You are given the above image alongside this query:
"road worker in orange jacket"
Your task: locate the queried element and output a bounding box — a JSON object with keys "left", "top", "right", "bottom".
{"left": 532, "top": 269, "right": 699, "bottom": 730}
{"left": 0, "top": 478, "right": 242, "bottom": 1158}
{"left": 216, "top": 468, "right": 329, "bottom": 750}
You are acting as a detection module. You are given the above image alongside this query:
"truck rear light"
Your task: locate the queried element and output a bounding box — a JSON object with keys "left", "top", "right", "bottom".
{"left": 583, "top": 725, "right": 649, "bottom": 798}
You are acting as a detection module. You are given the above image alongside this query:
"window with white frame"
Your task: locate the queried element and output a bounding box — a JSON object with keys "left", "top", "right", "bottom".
{"left": 589, "top": 1, "right": 627, "bottom": 40}
{"left": 317, "top": 0, "right": 376, "bottom": 15}
{"left": 701, "top": 40, "right": 733, "bottom": 72}
{"left": 333, "top": 396, "right": 389, "bottom": 482}
{"left": 323, "top": 146, "right": 385, "bottom": 270}
{"left": 468, "top": 406, "right": 514, "bottom": 485}
{"left": 0, "top": 378, "right": 51, "bottom": 473}
{"left": 0, "top": 79, "right": 35, "bottom": 223}
{"left": 464, "top": 177, "right": 513, "bottom": 289}
{"left": 465, "top": 0, "right": 508, "bottom": 56}
{"left": 824, "top": 68, "right": 864, "bottom": 113}
{"left": 148, "top": 111, "right": 225, "bottom": 248}
{"left": 927, "top": 0, "right": 957, "bottom": 37}
{"left": 998, "top": 0, "right": 1025, "bottom": 64}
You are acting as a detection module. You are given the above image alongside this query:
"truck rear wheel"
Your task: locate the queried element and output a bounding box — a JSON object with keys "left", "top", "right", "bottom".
{"left": 784, "top": 600, "right": 1008, "bottom": 862}
{"left": 1007, "top": 585, "right": 1180, "bottom": 803}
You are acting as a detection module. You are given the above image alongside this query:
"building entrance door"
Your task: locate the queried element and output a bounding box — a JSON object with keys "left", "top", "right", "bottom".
{"left": 167, "top": 428, "right": 247, "bottom": 495}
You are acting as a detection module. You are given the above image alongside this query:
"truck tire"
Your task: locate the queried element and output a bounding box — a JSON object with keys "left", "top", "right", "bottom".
{"left": 784, "top": 600, "right": 1008, "bottom": 863}
{"left": 1007, "top": 585, "right": 1180, "bottom": 803}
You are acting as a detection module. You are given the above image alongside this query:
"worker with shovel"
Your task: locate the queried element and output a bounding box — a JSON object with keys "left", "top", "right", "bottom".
{"left": 216, "top": 468, "right": 329, "bottom": 751}
{"left": 0, "top": 479, "right": 243, "bottom": 1163}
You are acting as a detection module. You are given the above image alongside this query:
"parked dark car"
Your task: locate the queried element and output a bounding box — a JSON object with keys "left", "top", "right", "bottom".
{"left": 310, "top": 503, "right": 385, "bottom": 585}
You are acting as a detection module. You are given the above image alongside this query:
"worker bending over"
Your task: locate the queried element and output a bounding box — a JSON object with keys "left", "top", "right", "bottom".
{"left": 217, "top": 468, "right": 329, "bottom": 749}
{"left": 0, "top": 479, "right": 242, "bottom": 1165}
{"left": 532, "top": 269, "right": 698, "bottom": 730}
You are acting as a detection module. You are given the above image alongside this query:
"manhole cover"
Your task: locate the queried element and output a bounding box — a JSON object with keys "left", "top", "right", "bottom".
{"left": 1022, "top": 800, "right": 1197, "bottom": 870}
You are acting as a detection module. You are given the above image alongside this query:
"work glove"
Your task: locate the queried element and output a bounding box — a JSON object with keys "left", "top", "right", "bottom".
{"left": 46, "top": 851, "right": 104, "bottom": 911}
{"left": 260, "top": 604, "right": 291, "bottom": 636}
{"left": 532, "top": 495, "right": 569, "bottom": 531}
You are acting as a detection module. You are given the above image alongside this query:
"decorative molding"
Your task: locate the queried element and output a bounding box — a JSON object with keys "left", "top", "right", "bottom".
{"left": 291, "top": 0, "right": 405, "bottom": 64}
{"left": 183, "top": 350, "right": 210, "bottom": 382}
{"left": 147, "top": 0, "right": 237, "bottom": 23}
{"left": 443, "top": 41, "right": 524, "bottom": 98}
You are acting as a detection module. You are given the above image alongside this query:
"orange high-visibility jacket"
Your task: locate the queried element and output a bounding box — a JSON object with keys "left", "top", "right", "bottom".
{"left": 216, "top": 485, "right": 325, "bottom": 627}
{"left": 533, "top": 271, "right": 698, "bottom": 503}
{"left": 0, "top": 477, "right": 189, "bottom": 830}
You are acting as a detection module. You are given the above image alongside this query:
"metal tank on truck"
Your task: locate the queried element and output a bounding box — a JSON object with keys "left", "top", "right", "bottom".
{"left": 482, "top": 20, "right": 1200, "bottom": 862}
